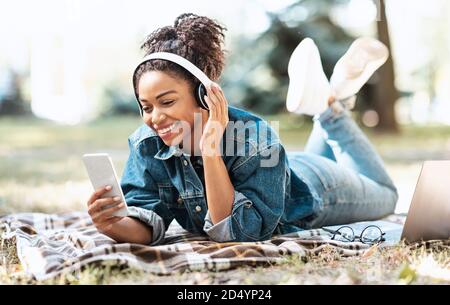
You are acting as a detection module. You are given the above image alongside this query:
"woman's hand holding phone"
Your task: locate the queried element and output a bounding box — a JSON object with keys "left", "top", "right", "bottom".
{"left": 87, "top": 185, "right": 126, "bottom": 233}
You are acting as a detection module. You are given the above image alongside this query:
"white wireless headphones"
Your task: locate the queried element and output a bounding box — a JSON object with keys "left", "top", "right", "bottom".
{"left": 132, "top": 52, "right": 213, "bottom": 116}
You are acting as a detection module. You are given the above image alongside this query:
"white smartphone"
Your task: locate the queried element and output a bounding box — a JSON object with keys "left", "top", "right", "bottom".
{"left": 82, "top": 153, "right": 129, "bottom": 217}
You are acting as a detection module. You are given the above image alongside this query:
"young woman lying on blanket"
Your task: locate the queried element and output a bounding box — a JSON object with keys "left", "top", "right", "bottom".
{"left": 86, "top": 13, "right": 398, "bottom": 245}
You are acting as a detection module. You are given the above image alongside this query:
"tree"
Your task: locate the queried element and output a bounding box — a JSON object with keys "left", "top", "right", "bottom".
{"left": 0, "top": 69, "right": 31, "bottom": 116}
{"left": 373, "top": 0, "right": 399, "bottom": 132}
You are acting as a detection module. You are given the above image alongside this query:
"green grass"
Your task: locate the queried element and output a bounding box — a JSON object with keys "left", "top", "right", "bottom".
{"left": 1, "top": 114, "right": 450, "bottom": 284}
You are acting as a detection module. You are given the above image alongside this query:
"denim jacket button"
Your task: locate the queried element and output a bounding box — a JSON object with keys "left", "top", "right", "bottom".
{"left": 195, "top": 205, "right": 202, "bottom": 212}
{"left": 183, "top": 160, "right": 188, "bottom": 166}
{"left": 177, "top": 197, "right": 183, "bottom": 205}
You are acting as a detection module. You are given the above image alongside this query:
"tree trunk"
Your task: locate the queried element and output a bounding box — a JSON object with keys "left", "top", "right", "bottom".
{"left": 374, "top": 0, "right": 399, "bottom": 133}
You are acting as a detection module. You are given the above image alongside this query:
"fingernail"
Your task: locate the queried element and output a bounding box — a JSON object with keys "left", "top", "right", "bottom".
{"left": 105, "top": 186, "right": 112, "bottom": 190}
{"left": 113, "top": 196, "right": 121, "bottom": 201}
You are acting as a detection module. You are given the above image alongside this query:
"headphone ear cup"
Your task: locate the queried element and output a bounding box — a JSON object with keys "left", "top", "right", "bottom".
{"left": 195, "top": 83, "right": 209, "bottom": 110}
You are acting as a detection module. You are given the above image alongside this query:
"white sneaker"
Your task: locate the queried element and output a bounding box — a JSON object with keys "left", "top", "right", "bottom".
{"left": 286, "top": 38, "right": 331, "bottom": 116}
{"left": 330, "top": 37, "right": 389, "bottom": 100}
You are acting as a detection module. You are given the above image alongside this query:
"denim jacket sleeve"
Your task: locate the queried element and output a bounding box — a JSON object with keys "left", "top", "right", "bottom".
{"left": 120, "top": 138, "right": 174, "bottom": 246}
{"left": 203, "top": 143, "right": 287, "bottom": 242}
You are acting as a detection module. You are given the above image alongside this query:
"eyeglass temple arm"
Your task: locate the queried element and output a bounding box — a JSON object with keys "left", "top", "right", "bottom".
{"left": 322, "top": 227, "right": 339, "bottom": 235}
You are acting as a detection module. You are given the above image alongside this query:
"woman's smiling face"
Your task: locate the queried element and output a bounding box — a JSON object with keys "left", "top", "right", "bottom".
{"left": 137, "top": 71, "right": 203, "bottom": 147}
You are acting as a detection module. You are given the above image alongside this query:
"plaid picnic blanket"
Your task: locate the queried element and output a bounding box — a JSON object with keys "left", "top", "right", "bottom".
{"left": 0, "top": 212, "right": 399, "bottom": 281}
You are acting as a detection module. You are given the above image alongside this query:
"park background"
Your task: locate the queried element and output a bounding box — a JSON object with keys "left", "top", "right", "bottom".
{"left": 1, "top": 0, "right": 450, "bottom": 284}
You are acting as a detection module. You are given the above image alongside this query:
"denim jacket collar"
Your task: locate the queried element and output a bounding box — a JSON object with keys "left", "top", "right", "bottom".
{"left": 154, "top": 144, "right": 185, "bottom": 160}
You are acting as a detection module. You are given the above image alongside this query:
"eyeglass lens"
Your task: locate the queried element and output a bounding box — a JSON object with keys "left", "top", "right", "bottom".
{"left": 360, "top": 225, "right": 383, "bottom": 244}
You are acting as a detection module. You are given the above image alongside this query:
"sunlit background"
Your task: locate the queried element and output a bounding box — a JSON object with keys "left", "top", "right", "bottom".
{"left": 1, "top": 0, "right": 450, "bottom": 124}
{"left": 1, "top": 0, "right": 297, "bottom": 123}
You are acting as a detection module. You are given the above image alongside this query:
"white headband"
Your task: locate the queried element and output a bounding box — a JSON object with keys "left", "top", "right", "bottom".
{"left": 134, "top": 52, "right": 212, "bottom": 88}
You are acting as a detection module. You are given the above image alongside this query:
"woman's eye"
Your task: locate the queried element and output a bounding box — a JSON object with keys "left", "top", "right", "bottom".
{"left": 141, "top": 100, "right": 173, "bottom": 113}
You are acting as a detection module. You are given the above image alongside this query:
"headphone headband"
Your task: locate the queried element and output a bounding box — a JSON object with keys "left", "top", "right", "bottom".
{"left": 141, "top": 52, "right": 212, "bottom": 86}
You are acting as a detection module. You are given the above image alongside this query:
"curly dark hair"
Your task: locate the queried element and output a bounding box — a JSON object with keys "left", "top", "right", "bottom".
{"left": 133, "top": 13, "right": 227, "bottom": 96}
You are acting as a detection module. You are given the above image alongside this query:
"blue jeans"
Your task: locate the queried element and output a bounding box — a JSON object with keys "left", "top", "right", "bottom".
{"left": 289, "top": 107, "right": 398, "bottom": 229}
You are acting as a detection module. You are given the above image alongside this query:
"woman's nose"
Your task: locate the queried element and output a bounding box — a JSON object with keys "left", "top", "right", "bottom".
{"left": 151, "top": 108, "right": 166, "bottom": 125}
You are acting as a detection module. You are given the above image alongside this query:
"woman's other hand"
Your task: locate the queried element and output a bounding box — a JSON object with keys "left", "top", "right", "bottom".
{"left": 199, "top": 83, "right": 229, "bottom": 156}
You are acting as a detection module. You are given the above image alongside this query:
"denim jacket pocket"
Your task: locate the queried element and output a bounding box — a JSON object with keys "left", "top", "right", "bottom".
{"left": 157, "top": 184, "right": 179, "bottom": 207}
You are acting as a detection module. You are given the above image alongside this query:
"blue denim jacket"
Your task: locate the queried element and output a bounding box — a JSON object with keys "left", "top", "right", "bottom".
{"left": 120, "top": 106, "right": 316, "bottom": 244}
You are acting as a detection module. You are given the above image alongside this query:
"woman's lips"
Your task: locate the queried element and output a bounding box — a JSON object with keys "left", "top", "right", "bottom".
{"left": 156, "top": 122, "right": 180, "bottom": 140}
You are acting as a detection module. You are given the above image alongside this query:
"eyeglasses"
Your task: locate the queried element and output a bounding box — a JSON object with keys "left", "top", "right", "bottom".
{"left": 322, "top": 225, "right": 385, "bottom": 245}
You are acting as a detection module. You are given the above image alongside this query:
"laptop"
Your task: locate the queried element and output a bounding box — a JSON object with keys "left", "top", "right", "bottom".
{"left": 401, "top": 160, "right": 450, "bottom": 243}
